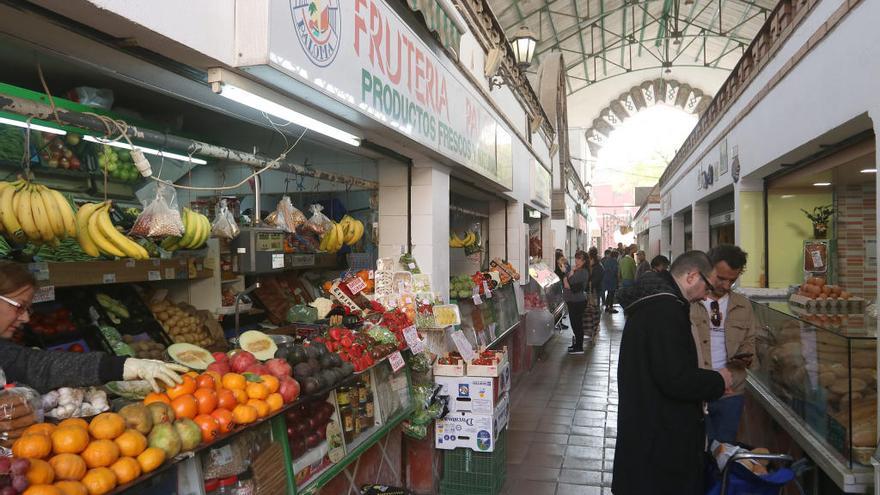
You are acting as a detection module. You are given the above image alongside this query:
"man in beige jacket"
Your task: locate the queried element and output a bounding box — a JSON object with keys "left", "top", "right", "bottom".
{"left": 690, "top": 244, "right": 757, "bottom": 444}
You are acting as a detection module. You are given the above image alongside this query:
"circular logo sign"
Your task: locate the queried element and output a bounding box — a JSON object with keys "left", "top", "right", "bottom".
{"left": 290, "top": 0, "right": 341, "bottom": 67}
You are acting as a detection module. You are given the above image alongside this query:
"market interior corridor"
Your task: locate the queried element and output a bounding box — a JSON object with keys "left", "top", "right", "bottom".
{"left": 502, "top": 312, "right": 624, "bottom": 495}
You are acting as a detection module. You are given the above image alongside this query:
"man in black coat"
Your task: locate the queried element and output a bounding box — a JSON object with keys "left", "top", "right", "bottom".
{"left": 612, "top": 251, "right": 733, "bottom": 495}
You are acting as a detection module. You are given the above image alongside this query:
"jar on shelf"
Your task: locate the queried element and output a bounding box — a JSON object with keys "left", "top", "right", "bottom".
{"left": 340, "top": 405, "right": 355, "bottom": 443}
{"left": 358, "top": 384, "right": 371, "bottom": 404}
{"left": 358, "top": 405, "right": 373, "bottom": 430}
{"left": 364, "top": 400, "right": 374, "bottom": 419}
{"left": 336, "top": 386, "right": 352, "bottom": 407}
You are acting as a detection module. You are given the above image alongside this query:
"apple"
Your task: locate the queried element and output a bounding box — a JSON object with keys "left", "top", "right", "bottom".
{"left": 65, "top": 134, "right": 81, "bottom": 146}
{"left": 59, "top": 157, "right": 70, "bottom": 169}
{"left": 47, "top": 159, "right": 59, "bottom": 168}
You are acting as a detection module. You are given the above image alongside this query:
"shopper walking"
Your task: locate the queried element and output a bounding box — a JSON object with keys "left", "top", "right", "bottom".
{"left": 555, "top": 251, "right": 571, "bottom": 330}
{"left": 612, "top": 251, "right": 733, "bottom": 495}
{"left": 651, "top": 255, "right": 670, "bottom": 273}
{"left": 635, "top": 250, "right": 651, "bottom": 280}
{"left": 583, "top": 248, "right": 604, "bottom": 341}
{"left": 619, "top": 246, "right": 637, "bottom": 288}
{"left": 690, "top": 245, "right": 756, "bottom": 444}
{"left": 602, "top": 251, "right": 619, "bottom": 313}
{"left": 562, "top": 251, "right": 590, "bottom": 355}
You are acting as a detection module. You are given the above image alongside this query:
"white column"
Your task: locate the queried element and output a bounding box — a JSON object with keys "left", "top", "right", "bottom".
{"left": 671, "top": 213, "right": 685, "bottom": 260}
{"left": 660, "top": 219, "right": 672, "bottom": 260}
{"left": 377, "top": 159, "right": 409, "bottom": 259}
{"left": 488, "top": 200, "right": 507, "bottom": 261}
{"left": 692, "top": 201, "right": 710, "bottom": 251}
{"left": 411, "top": 161, "right": 451, "bottom": 300}
{"left": 542, "top": 216, "right": 554, "bottom": 264}
{"left": 505, "top": 201, "right": 528, "bottom": 284}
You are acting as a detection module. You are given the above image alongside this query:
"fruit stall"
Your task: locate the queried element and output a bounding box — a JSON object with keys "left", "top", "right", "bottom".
{"left": 0, "top": 78, "right": 456, "bottom": 495}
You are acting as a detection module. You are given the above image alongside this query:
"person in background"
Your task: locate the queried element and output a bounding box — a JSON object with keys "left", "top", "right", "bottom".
{"left": 690, "top": 244, "right": 756, "bottom": 444}
{"left": 0, "top": 261, "right": 187, "bottom": 393}
{"left": 603, "top": 251, "right": 620, "bottom": 313}
{"left": 651, "top": 255, "right": 670, "bottom": 273}
{"left": 635, "top": 250, "right": 651, "bottom": 280}
{"left": 589, "top": 247, "right": 605, "bottom": 307}
{"left": 617, "top": 242, "right": 625, "bottom": 253}
{"left": 562, "top": 251, "right": 590, "bottom": 355}
{"left": 612, "top": 251, "right": 733, "bottom": 495}
{"left": 619, "top": 246, "right": 637, "bottom": 289}
{"left": 555, "top": 250, "right": 571, "bottom": 330}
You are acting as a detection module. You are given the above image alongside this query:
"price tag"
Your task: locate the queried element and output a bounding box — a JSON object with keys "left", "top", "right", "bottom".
{"left": 810, "top": 250, "right": 824, "bottom": 269}
{"left": 402, "top": 326, "right": 424, "bottom": 353}
{"left": 28, "top": 262, "right": 50, "bottom": 281}
{"left": 388, "top": 351, "right": 405, "bottom": 373}
{"left": 165, "top": 268, "right": 175, "bottom": 279}
{"left": 33, "top": 285, "right": 55, "bottom": 304}
{"left": 290, "top": 254, "right": 315, "bottom": 267}
{"left": 451, "top": 330, "right": 476, "bottom": 361}
{"left": 125, "top": 259, "right": 136, "bottom": 268}
{"left": 483, "top": 281, "right": 492, "bottom": 298}
{"left": 102, "top": 273, "right": 116, "bottom": 284}
{"left": 271, "top": 253, "right": 285, "bottom": 269}
{"left": 346, "top": 277, "right": 367, "bottom": 294}
{"left": 368, "top": 270, "right": 375, "bottom": 280}
{"left": 472, "top": 294, "right": 482, "bottom": 305}
{"left": 148, "top": 271, "right": 161, "bottom": 281}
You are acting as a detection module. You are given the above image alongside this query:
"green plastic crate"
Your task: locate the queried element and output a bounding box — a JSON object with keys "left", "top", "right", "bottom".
{"left": 440, "top": 429, "right": 507, "bottom": 495}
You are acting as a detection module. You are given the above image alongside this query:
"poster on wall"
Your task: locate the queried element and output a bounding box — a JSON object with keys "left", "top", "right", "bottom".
{"left": 262, "top": 0, "right": 514, "bottom": 189}
{"left": 720, "top": 139, "right": 728, "bottom": 175}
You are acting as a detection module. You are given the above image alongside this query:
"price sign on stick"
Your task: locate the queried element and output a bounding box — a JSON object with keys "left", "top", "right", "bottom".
{"left": 451, "top": 330, "right": 476, "bottom": 361}
{"left": 403, "top": 326, "right": 425, "bottom": 354}
{"left": 388, "top": 351, "right": 405, "bottom": 372}
{"left": 346, "top": 277, "right": 367, "bottom": 294}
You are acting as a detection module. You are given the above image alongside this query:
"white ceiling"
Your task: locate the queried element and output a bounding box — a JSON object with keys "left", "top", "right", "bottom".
{"left": 490, "top": 0, "right": 777, "bottom": 126}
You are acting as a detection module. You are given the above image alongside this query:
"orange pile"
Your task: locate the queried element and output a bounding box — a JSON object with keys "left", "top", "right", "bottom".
{"left": 12, "top": 412, "right": 159, "bottom": 495}
{"left": 12, "top": 371, "right": 286, "bottom": 493}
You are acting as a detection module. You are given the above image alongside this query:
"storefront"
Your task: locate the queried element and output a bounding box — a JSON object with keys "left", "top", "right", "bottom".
{"left": 0, "top": 0, "right": 563, "bottom": 493}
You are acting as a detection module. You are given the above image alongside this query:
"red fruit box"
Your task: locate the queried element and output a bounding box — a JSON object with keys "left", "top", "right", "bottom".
{"left": 467, "top": 347, "right": 508, "bottom": 377}
{"left": 433, "top": 356, "right": 466, "bottom": 377}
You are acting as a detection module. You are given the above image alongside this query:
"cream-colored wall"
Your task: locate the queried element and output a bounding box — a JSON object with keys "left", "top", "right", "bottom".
{"left": 737, "top": 191, "right": 764, "bottom": 288}
{"left": 767, "top": 192, "right": 833, "bottom": 288}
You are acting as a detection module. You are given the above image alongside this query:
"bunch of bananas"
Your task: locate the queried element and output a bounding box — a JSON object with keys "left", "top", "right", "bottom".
{"left": 449, "top": 231, "right": 478, "bottom": 248}
{"left": 318, "top": 215, "right": 364, "bottom": 253}
{"left": 76, "top": 201, "right": 149, "bottom": 259}
{"left": 160, "top": 208, "right": 210, "bottom": 252}
{"left": 0, "top": 179, "right": 77, "bottom": 244}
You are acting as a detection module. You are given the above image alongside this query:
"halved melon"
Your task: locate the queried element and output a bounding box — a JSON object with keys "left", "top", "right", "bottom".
{"left": 238, "top": 330, "right": 278, "bottom": 361}
{"left": 167, "top": 343, "right": 215, "bottom": 370}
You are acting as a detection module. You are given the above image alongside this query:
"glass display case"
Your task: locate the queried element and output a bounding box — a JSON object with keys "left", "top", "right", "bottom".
{"left": 749, "top": 299, "right": 877, "bottom": 469}
{"left": 452, "top": 282, "right": 521, "bottom": 348}
{"left": 522, "top": 262, "right": 563, "bottom": 346}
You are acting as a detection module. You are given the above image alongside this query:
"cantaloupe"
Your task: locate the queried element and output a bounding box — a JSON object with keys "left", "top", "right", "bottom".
{"left": 167, "top": 343, "right": 214, "bottom": 370}
{"left": 238, "top": 331, "right": 277, "bottom": 361}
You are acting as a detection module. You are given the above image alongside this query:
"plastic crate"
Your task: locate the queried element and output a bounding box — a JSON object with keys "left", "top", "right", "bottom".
{"left": 440, "top": 429, "right": 507, "bottom": 495}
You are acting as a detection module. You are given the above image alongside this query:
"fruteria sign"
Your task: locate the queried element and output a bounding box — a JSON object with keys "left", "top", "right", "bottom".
{"left": 268, "top": 0, "right": 513, "bottom": 189}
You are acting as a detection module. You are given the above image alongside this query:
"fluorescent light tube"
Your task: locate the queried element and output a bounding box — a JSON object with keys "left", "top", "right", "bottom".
{"left": 216, "top": 83, "right": 361, "bottom": 147}
{"left": 0, "top": 116, "right": 66, "bottom": 135}
{"left": 83, "top": 136, "right": 207, "bottom": 165}
{"left": 812, "top": 182, "right": 831, "bottom": 187}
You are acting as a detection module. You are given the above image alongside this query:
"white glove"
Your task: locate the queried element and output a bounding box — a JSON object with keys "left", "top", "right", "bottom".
{"left": 123, "top": 359, "right": 189, "bottom": 392}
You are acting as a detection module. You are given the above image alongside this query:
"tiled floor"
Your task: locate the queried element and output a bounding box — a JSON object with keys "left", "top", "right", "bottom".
{"left": 500, "top": 310, "right": 624, "bottom": 495}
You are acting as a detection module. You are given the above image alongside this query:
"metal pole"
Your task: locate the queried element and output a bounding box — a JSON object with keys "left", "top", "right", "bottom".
{"left": 0, "top": 92, "right": 379, "bottom": 190}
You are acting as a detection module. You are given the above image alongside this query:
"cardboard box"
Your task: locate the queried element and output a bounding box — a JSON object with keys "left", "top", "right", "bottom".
{"left": 435, "top": 375, "right": 501, "bottom": 415}
{"left": 467, "top": 347, "right": 509, "bottom": 377}
{"left": 435, "top": 393, "right": 509, "bottom": 452}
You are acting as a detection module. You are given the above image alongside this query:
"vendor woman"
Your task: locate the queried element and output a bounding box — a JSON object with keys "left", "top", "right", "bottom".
{"left": 0, "top": 261, "right": 186, "bottom": 393}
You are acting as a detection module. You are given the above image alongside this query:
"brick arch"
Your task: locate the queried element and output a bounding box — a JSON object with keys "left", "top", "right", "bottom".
{"left": 584, "top": 78, "right": 711, "bottom": 157}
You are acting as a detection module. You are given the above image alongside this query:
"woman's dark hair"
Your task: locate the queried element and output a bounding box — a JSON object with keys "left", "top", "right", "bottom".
{"left": 706, "top": 244, "right": 748, "bottom": 271}
{"left": 574, "top": 250, "right": 588, "bottom": 261}
{"left": 0, "top": 261, "right": 36, "bottom": 295}
{"left": 611, "top": 251, "right": 619, "bottom": 258}
{"left": 651, "top": 255, "right": 670, "bottom": 269}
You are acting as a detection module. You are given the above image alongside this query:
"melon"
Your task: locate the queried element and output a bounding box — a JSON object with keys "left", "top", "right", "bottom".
{"left": 238, "top": 330, "right": 278, "bottom": 361}
{"left": 167, "top": 343, "right": 214, "bottom": 370}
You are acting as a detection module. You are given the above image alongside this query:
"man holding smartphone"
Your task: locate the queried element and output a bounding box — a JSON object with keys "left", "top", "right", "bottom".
{"left": 690, "top": 244, "right": 758, "bottom": 444}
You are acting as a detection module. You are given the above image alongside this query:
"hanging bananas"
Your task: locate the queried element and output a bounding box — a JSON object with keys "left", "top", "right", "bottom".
{"left": 161, "top": 208, "right": 210, "bottom": 252}
{"left": 78, "top": 201, "right": 148, "bottom": 259}
{"left": 0, "top": 179, "right": 79, "bottom": 245}
{"left": 319, "top": 215, "right": 364, "bottom": 253}
{"left": 449, "top": 231, "right": 477, "bottom": 248}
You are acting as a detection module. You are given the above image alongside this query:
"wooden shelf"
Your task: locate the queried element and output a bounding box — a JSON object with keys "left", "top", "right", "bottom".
{"left": 31, "top": 255, "right": 212, "bottom": 288}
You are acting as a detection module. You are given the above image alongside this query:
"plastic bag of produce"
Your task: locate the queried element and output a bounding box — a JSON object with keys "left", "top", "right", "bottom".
{"left": 130, "top": 182, "right": 185, "bottom": 238}
{"left": 272, "top": 196, "right": 307, "bottom": 233}
{"left": 211, "top": 198, "right": 240, "bottom": 240}
{"left": 286, "top": 304, "right": 318, "bottom": 323}
{"left": 0, "top": 385, "right": 44, "bottom": 450}
{"left": 306, "top": 204, "right": 333, "bottom": 235}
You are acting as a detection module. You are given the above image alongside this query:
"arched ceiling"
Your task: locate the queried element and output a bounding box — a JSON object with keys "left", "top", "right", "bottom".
{"left": 487, "top": 0, "right": 777, "bottom": 126}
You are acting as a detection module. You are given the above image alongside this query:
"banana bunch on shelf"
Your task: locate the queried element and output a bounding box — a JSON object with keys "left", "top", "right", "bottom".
{"left": 319, "top": 215, "right": 364, "bottom": 253}
{"left": 0, "top": 179, "right": 77, "bottom": 244}
{"left": 76, "top": 201, "right": 149, "bottom": 259}
{"left": 449, "top": 231, "right": 478, "bottom": 248}
{"left": 160, "top": 208, "right": 210, "bottom": 252}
